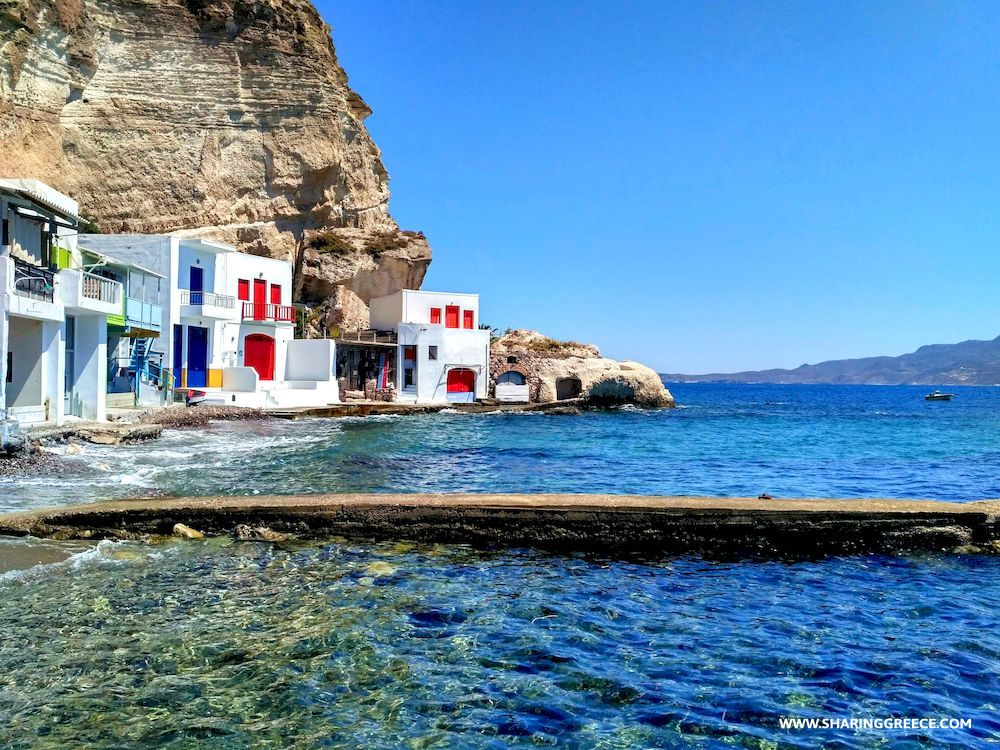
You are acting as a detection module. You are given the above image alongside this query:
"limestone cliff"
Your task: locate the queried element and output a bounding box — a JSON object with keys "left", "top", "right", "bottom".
{"left": 0, "top": 0, "right": 429, "bottom": 326}
{"left": 490, "top": 330, "right": 675, "bottom": 408}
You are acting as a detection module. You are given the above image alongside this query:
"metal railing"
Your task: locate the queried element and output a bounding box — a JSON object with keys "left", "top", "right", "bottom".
{"left": 12, "top": 258, "right": 55, "bottom": 302}
{"left": 132, "top": 360, "right": 174, "bottom": 401}
{"left": 81, "top": 271, "right": 122, "bottom": 305}
{"left": 336, "top": 329, "right": 399, "bottom": 345}
{"left": 181, "top": 291, "right": 236, "bottom": 308}
{"left": 242, "top": 301, "right": 296, "bottom": 322}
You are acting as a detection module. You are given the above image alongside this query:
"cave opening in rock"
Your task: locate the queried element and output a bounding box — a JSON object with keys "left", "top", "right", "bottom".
{"left": 556, "top": 377, "right": 582, "bottom": 400}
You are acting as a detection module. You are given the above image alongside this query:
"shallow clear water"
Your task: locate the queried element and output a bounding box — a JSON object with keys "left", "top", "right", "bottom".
{"left": 1, "top": 538, "right": 998, "bottom": 748}
{"left": 2, "top": 383, "right": 998, "bottom": 512}
{"left": 3, "top": 383, "right": 999, "bottom": 747}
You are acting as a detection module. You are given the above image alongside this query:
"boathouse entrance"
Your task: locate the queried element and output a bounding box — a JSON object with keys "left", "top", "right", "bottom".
{"left": 556, "top": 377, "right": 582, "bottom": 400}
{"left": 244, "top": 333, "right": 275, "bottom": 381}
{"left": 446, "top": 368, "right": 476, "bottom": 403}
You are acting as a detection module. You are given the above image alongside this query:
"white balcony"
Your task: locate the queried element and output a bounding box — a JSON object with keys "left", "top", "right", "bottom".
{"left": 179, "top": 290, "right": 238, "bottom": 320}
{"left": 59, "top": 268, "right": 123, "bottom": 316}
{"left": 2, "top": 256, "right": 63, "bottom": 321}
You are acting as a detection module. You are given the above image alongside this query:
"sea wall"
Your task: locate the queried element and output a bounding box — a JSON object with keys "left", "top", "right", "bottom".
{"left": 3, "top": 494, "right": 999, "bottom": 556}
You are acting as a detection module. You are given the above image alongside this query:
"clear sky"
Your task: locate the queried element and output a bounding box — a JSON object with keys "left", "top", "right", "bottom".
{"left": 316, "top": 0, "right": 1000, "bottom": 373}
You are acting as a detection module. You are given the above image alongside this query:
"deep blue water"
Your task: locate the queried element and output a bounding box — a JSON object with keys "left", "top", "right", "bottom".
{"left": 2, "top": 383, "right": 999, "bottom": 748}
{"left": 3, "top": 383, "right": 998, "bottom": 511}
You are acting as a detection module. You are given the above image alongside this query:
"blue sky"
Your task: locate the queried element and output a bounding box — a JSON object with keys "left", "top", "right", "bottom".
{"left": 317, "top": 1, "right": 1000, "bottom": 373}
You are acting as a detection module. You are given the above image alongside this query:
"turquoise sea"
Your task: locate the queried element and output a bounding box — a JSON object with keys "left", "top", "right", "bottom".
{"left": 1, "top": 383, "right": 999, "bottom": 748}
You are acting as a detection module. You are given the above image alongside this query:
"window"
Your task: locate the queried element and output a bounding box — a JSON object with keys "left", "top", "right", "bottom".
{"left": 238, "top": 279, "right": 250, "bottom": 301}
{"left": 430, "top": 307, "right": 441, "bottom": 324}
{"left": 445, "top": 305, "right": 460, "bottom": 329}
{"left": 1, "top": 218, "right": 7, "bottom": 247}
{"left": 463, "top": 310, "right": 474, "bottom": 329}
{"left": 428, "top": 346, "right": 438, "bottom": 361}
{"left": 404, "top": 346, "right": 416, "bottom": 360}
{"left": 270, "top": 284, "right": 281, "bottom": 305}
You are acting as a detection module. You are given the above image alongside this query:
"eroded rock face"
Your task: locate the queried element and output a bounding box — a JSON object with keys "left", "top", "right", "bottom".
{"left": 490, "top": 330, "right": 675, "bottom": 408}
{"left": 0, "top": 0, "right": 430, "bottom": 321}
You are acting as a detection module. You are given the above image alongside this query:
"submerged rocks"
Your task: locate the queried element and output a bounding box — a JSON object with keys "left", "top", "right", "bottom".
{"left": 172, "top": 523, "right": 205, "bottom": 540}
{"left": 490, "top": 330, "right": 674, "bottom": 408}
{"left": 233, "top": 524, "right": 292, "bottom": 542}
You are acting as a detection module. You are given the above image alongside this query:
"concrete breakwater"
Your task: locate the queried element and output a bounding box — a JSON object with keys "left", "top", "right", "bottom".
{"left": 2, "top": 494, "right": 999, "bottom": 556}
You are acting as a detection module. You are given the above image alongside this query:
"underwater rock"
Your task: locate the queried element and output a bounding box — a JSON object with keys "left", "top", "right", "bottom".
{"left": 172, "top": 523, "right": 205, "bottom": 540}
{"left": 233, "top": 524, "right": 291, "bottom": 542}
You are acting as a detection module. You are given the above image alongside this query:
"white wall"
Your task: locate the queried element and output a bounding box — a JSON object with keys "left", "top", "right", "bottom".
{"left": 370, "top": 290, "right": 481, "bottom": 329}
{"left": 7, "top": 316, "right": 43, "bottom": 408}
{"left": 285, "top": 339, "right": 336, "bottom": 382}
{"left": 369, "top": 292, "right": 404, "bottom": 329}
{"left": 68, "top": 315, "right": 107, "bottom": 421}
{"left": 222, "top": 367, "right": 259, "bottom": 392}
{"left": 396, "top": 323, "right": 490, "bottom": 403}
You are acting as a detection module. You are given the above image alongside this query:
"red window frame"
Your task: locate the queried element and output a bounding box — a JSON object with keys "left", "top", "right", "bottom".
{"left": 270, "top": 283, "right": 281, "bottom": 305}
{"left": 463, "top": 310, "right": 474, "bottom": 329}
{"left": 430, "top": 307, "right": 441, "bottom": 324}
{"left": 445, "top": 305, "right": 460, "bottom": 329}
{"left": 404, "top": 346, "right": 416, "bottom": 360}
{"left": 237, "top": 279, "right": 250, "bottom": 301}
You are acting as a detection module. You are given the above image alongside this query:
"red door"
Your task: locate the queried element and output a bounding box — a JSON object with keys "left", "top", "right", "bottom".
{"left": 445, "top": 305, "right": 459, "bottom": 329}
{"left": 244, "top": 334, "right": 275, "bottom": 381}
{"left": 253, "top": 279, "right": 267, "bottom": 320}
{"left": 447, "top": 368, "right": 476, "bottom": 393}
{"left": 463, "top": 310, "right": 474, "bottom": 329}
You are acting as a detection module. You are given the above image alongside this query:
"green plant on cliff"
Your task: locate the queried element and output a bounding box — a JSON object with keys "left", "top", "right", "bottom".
{"left": 527, "top": 336, "right": 586, "bottom": 353}
{"left": 364, "top": 231, "right": 410, "bottom": 258}
{"left": 309, "top": 232, "right": 354, "bottom": 256}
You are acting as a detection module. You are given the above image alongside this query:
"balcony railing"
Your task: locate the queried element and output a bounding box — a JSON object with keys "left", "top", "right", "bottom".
{"left": 181, "top": 291, "right": 235, "bottom": 308}
{"left": 242, "top": 301, "right": 295, "bottom": 323}
{"left": 81, "top": 271, "right": 122, "bottom": 306}
{"left": 125, "top": 297, "right": 162, "bottom": 333}
{"left": 12, "top": 258, "right": 55, "bottom": 303}
{"left": 336, "top": 329, "right": 399, "bottom": 345}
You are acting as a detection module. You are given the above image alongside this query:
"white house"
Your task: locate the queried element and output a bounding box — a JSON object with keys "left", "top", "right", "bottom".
{"left": 366, "top": 289, "right": 490, "bottom": 403}
{"left": 81, "top": 234, "right": 339, "bottom": 408}
{"left": 1, "top": 179, "right": 129, "bottom": 429}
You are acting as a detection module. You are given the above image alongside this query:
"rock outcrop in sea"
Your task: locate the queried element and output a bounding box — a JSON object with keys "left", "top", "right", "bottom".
{"left": 490, "top": 329, "right": 675, "bottom": 408}
{"left": 0, "top": 0, "right": 429, "bottom": 327}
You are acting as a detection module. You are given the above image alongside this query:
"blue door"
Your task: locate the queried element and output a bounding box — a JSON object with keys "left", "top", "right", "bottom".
{"left": 187, "top": 326, "right": 208, "bottom": 388}
{"left": 172, "top": 325, "right": 183, "bottom": 387}
{"left": 189, "top": 266, "right": 204, "bottom": 305}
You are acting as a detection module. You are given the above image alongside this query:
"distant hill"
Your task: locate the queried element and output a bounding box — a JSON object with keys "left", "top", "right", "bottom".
{"left": 663, "top": 335, "right": 1000, "bottom": 386}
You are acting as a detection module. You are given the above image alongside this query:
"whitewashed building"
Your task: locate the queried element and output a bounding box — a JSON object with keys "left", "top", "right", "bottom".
{"left": 1, "top": 179, "right": 131, "bottom": 428}
{"left": 366, "top": 289, "right": 490, "bottom": 403}
{"left": 82, "top": 234, "right": 339, "bottom": 408}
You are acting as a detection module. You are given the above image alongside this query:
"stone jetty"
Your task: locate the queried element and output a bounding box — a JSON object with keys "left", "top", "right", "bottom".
{"left": 2, "top": 494, "right": 999, "bottom": 556}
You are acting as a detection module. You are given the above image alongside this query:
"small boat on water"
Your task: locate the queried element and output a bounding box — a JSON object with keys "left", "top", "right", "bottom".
{"left": 924, "top": 390, "right": 954, "bottom": 401}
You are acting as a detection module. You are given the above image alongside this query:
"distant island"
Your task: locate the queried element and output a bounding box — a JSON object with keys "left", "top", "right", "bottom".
{"left": 663, "top": 335, "right": 1000, "bottom": 386}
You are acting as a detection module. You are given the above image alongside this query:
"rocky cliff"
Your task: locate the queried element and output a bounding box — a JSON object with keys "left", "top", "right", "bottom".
{"left": 490, "top": 330, "right": 675, "bottom": 408}
{"left": 0, "top": 0, "right": 429, "bottom": 328}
